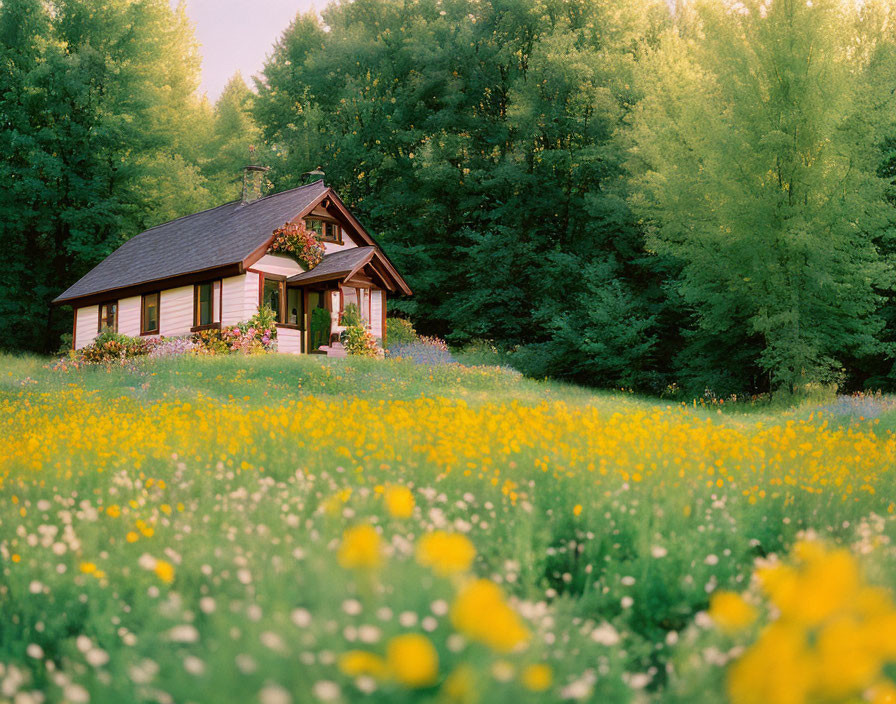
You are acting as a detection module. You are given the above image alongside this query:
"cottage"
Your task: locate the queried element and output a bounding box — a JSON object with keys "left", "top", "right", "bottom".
{"left": 53, "top": 172, "right": 412, "bottom": 354}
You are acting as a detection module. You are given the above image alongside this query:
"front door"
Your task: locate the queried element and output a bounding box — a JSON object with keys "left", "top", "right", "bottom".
{"left": 307, "top": 289, "right": 329, "bottom": 353}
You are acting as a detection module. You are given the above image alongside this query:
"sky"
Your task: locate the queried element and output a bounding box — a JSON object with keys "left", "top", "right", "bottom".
{"left": 174, "top": 0, "right": 318, "bottom": 101}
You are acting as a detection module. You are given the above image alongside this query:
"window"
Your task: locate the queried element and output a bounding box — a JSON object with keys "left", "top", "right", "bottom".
{"left": 304, "top": 218, "right": 342, "bottom": 244}
{"left": 141, "top": 292, "right": 160, "bottom": 335}
{"left": 263, "top": 277, "right": 283, "bottom": 321}
{"left": 325, "top": 222, "right": 341, "bottom": 243}
{"left": 98, "top": 301, "right": 117, "bottom": 333}
{"left": 194, "top": 282, "right": 214, "bottom": 327}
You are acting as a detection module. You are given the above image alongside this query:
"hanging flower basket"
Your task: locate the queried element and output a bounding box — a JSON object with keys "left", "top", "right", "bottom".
{"left": 268, "top": 220, "right": 325, "bottom": 270}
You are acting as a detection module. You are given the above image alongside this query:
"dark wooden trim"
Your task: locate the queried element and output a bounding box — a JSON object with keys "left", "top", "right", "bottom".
{"left": 193, "top": 280, "right": 218, "bottom": 328}
{"left": 368, "top": 259, "right": 398, "bottom": 292}
{"left": 238, "top": 187, "right": 411, "bottom": 296}
{"left": 193, "top": 283, "right": 199, "bottom": 328}
{"left": 286, "top": 270, "right": 351, "bottom": 287}
{"left": 345, "top": 275, "right": 375, "bottom": 288}
{"left": 275, "top": 323, "right": 301, "bottom": 330}
{"left": 253, "top": 271, "right": 287, "bottom": 281}
{"left": 256, "top": 272, "right": 288, "bottom": 323}
{"left": 305, "top": 216, "right": 344, "bottom": 245}
{"left": 72, "top": 307, "right": 77, "bottom": 350}
{"left": 190, "top": 323, "right": 221, "bottom": 333}
{"left": 97, "top": 300, "right": 118, "bottom": 334}
{"left": 53, "top": 263, "right": 242, "bottom": 309}
{"left": 140, "top": 291, "right": 160, "bottom": 336}
{"left": 217, "top": 279, "right": 223, "bottom": 323}
{"left": 382, "top": 291, "right": 387, "bottom": 346}
{"left": 241, "top": 188, "right": 359, "bottom": 272}
{"left": 323, "top": 190, "right": 413, "bottom": 295}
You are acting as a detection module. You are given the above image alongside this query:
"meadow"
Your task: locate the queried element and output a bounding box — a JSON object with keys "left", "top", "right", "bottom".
{"left": 3, "top": 353, "right": 896, "bottom": 704}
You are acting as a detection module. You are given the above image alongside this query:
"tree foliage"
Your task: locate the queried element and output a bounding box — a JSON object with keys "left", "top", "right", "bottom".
{"left": 6, "top": 0, "right": 896, "bottom": 395}
{"left": 0, "top": 0, "right": 256, "bottom": 352}
{"left": 628, "top": 0, "right": 896, "bottom": 392}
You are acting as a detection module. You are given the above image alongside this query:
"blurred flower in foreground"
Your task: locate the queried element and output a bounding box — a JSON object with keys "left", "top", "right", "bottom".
{"left": 721, "top": 540, "right": 896, "bottom": 704}
{"left": 416, "top": 531, "right": 476, "bottom": 576}
{"left": 451, "top": 579, "right": 530, "bottom": 653}
{"left": 384, "top": 485, "right": 415, "bottom": 518}
{"left": 338, "top": 524, "right": 382, "bottom": 569}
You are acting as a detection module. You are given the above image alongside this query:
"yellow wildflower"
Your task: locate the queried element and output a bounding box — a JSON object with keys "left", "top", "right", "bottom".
{"left": 338, "top": 650, "right": 389, "bottom": 679}
{"left": 450, "top": 579, "right": 530, "bottom": 652}
{"left": 709, "top": 591, "right": 757, "bottom": 633}
{"left": 338, "top": 524, "right": 383, "bottom": 569}
{"left": 573, "top": 504, "right": 583, "bottom": 517}
{"left": 521, "top": 663, "right": 553, "bottom": 692}
{"left": 727, "top": 622, "right": 814, "bottom": 704}
{"left": 386, "top": 633, "right": 439, "bottom": 688}
{"left": 384, "top": 485, "right": 415, "bottom": 518}
{"left": 154, "top": 559, "right": 175, "bottom": 584}
{"left": 416, "top": 531, "right": 475, "bottom": 576}
{"left": 79, "top": 561, "right": 97, "bottom": 575}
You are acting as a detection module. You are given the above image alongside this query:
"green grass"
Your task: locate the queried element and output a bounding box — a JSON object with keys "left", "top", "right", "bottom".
{"left": 1, "top": 353, "right": 895, "bottom": 703}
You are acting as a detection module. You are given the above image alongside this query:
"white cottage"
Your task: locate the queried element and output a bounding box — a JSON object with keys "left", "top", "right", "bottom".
{"left": 53, "top": 175, "right": 412, "bottom": 354}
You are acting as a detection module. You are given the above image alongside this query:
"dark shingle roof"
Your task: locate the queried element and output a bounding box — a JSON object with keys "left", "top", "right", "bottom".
{"left": 54, "top": 180, "right": 328, "bottom": 303}
{"left": 287, "top": 247, "right": 375, "bottom": 284}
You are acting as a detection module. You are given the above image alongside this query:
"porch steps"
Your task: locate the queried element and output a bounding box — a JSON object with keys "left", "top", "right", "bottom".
{"left": 317, "top": 342, "right": 347, "bottom": 358}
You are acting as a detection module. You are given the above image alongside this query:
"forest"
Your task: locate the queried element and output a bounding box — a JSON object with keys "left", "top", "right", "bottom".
{"left": 3, "top": 0, "right": 896, "bottom": 396}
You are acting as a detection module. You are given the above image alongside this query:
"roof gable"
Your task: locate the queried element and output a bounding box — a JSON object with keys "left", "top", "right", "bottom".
{"left": 54, "top": 180, "right": 328, "bottom": 304}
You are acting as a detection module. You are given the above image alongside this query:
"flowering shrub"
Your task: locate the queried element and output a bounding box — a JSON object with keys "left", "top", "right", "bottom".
{"left": 191, "top": 328, "right": 230, "bottom": 354}
{"left": 267, "top": 220, "right": 325, "bottom": 270}
{"left": 386, "top": 317, "right": 417, "bottom": 345}
{"left": 342, "top": 324, "right": 379, "bottom": 356}
{"left": 77, "top": 331, "right": 152, "bottom": 364}
{"left": 191, "top": 307, "right": 277, "bottom": 355}
{"left": 147, "top": 337, "right": 199, "bottom": 358}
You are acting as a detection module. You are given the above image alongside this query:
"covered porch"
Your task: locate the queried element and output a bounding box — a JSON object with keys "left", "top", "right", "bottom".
{"left": 272, "top": 246, "right": 403, "bottom": 355}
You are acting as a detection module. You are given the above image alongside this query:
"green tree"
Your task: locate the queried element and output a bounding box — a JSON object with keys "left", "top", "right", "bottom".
{"left": 0, "top": 0, "right": 212, "bottom": 352}
{"left": 629, "top": 0, "right": 896, "bottom": 393}
{"left": 254, "top": 0, "right": 674, "bottom": 390}
{"left": 202, "top": 73, "right": 264, "bottom": 202}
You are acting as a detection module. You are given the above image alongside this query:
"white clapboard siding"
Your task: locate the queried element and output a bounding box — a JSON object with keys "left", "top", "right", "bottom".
{"left": 370, "top": 290, "right": 383, "bottom": 338}
{"left": 74, "top": 306, "right": 99, "bottom": 349}
{"left": 276, "top": 327, "right": 302, "bottom": 354}
{"left": 118, "top": 296, "right": 141, "bottom": 337}
{"left": 213, "top": 280, "right": 221, "bottom": 322}
{"left": 323, "top": 238, "right": 358, "bottom": 255}
{"left": 253, "top": 254, "right": 304, "bottom": 277}
{"left": 243, "top": 271, "right": 260, "bottom": 320}
{"left": 159, "top": 286, "right": 193, "bottom": 337}
{"left": 221, "top": 272, "right": 260, "bottom": 326}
